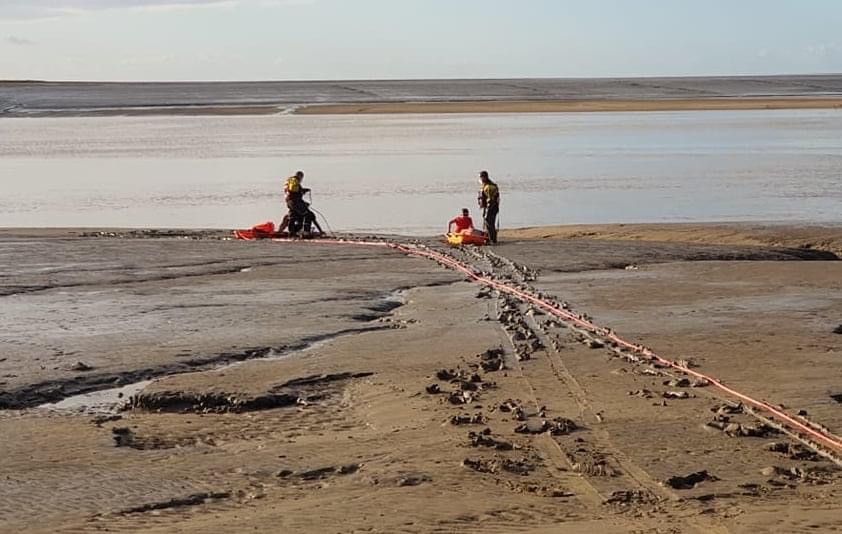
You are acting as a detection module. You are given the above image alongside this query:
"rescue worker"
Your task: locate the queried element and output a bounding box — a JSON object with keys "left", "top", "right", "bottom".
{"left": 283, "top": 170, "right": 316, "bottom": 236}
{"left": 448, "top": 208, "right": 475, "bottom": 234}
{"left": 477, "top": 170, "right": 500, "bottom": 244}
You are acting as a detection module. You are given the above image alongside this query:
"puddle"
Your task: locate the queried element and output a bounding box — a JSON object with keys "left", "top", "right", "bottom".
{"left": 40, "top": 380, "right": 153, "bottom": 414}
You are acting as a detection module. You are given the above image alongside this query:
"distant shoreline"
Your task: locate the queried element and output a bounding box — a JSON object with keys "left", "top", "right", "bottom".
{"left": 3, "top": 97, "right": 842, "bottom": 118}
{"left": 295, "top": 97, "right": 842, "bottom": 115}
{"left": 4, "top": 74, "right": 842, "bottom": 117}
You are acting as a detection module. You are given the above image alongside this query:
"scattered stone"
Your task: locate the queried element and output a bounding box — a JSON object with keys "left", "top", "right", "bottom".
{"left": 665, "top": 470, "right": 718, "bottom": 490}
{"left": 498, "top": 399, "right": 526, "bottom": 421}
{"left": 760, "top": 466, "right": 779, "bottom": 477}
{"left": 662, "top": 391, "right": 691, "bottom": 399}
{"left": 448, "top": 391, "right": 478, "bottom": 405}
{"left": 664, "top": 378, "right": 691, "bottom": 388}
{"left": 515, "top": 417, "right": 578, "bottom": 436}
{"left": 449, "top": 414, "right": 485, "bottom": 426}
{"left": 628, "top": 389, "right": 654, "bottom": 398}
{"left": 765, "top": 441, "right": 821, "bottom": 461}
{"left": 462, "top": 457, "right": 535, "bottom": 476}
{"left": 676, "top": 358, "right": 699, "bottom": 369}
{"left": 479, "top": 348, "right": 506, "bottom": 372}
{"left": 571, "top": 457, "right": 615, "bottom": 477}
{"left": 468, "top": 429, "right": 517, "bottom": 450}
{"left": 435, "top": 369, "right": 457, "bottom": 381}
{"left": 425, "top": 384, "right": 441, "bottom": 394}
{"left": 712, "top": 403, "right": 743, "bottom": 415}
{"left": 832, "top": 324, "right": 842, "bottom": 334}
{"left": 604, "top": 490, "right": 659, "bottom": 506}
{"left": 337, "top": 464, "right": 361, "bottom": 475}
{"left": 397, "top": 474, "right": 430, "bottom": 487}
{"left": 722, "top": 422, "right": 780, "bottom": 438}
{"left": 70, "top": 361, "right": 94, "bottom": 372}
{"left": 587, "top": 339, "right": 604, "bottom": 349}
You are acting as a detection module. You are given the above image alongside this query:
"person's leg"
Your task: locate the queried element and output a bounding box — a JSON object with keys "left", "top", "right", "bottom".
{"left": 288, "top": 215, "right": 302, "bottom": 235}
{"left": 302, "top": 210, "right": 315, "bottom": 235}
{"left": 277, "top": 213, "right": 290, "bottom": 233}
{"left": 485, "top": 205, "right": 499, "bottom": 243}
{"left": 288, "top": 199, "right": 308, "bottom": 236}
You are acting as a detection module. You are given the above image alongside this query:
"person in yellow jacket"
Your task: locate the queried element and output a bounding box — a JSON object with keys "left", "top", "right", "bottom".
{"left": 281, "top": 170, "right": 317, "bottom": 236}
{"left": 477, "top": 170, "right": 500, "bottom": 243}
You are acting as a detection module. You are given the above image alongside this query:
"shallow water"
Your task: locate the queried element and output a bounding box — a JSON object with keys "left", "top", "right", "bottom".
{"left": 2, "top": 110, "right": 841, "bottom": 234}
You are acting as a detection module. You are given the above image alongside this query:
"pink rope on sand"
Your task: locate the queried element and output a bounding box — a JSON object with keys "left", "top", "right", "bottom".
{"left": 261, "top": 236, "right": 842, "bottom": 454}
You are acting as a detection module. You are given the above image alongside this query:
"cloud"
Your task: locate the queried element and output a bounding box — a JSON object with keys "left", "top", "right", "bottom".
{"left": 0, "top": 0, "right": 312, "bottom": 20}
{"left": 4, "top": 35, "right": 35, "bottom": 45}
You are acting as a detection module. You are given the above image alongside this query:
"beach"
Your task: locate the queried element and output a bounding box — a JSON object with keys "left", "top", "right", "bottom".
{"left": 1, "top": 223, "right": 840, "bottom": 532}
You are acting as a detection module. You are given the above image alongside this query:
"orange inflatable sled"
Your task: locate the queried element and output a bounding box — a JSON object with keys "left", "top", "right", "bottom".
{"left": 445, "top": 231, "right": 488, "bottom": 246}
{"left": 233, "top": 221, "right": 288, "bottom": 240}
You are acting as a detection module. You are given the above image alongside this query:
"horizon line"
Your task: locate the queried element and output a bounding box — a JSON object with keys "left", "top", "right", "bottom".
{"left": 3, "top": 72, "right": 842, "bottom": 85}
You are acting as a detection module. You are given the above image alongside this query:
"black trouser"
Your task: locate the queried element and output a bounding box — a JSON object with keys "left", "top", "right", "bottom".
{"left": 286, "top": 198, "right": 315, "bottom": 234}
{"left": 484, "top": 203, "right": 499, "bottom": 243}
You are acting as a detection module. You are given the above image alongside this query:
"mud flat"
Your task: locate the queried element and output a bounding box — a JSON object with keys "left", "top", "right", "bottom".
{"left": 1, "top": 225, "right": 841, "bottom": 532}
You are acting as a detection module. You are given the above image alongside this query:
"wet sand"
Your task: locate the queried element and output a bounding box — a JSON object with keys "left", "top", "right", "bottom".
{"left": 1, "top": 224, "right": 841, "bottom": 532}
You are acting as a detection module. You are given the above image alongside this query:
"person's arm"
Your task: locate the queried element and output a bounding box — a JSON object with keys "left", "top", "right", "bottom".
{"left": 467, "top": 217, "right": 474, "bottom": 229}
{"left": 447, "top": 218, "right": 456, "bottom": 233}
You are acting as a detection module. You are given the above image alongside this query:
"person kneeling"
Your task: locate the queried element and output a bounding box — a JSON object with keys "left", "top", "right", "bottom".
{"left": 448, "top": 208, "right": 485, "bottom": 237}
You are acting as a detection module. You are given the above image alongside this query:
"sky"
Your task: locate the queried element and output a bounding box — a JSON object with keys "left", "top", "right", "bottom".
{"left": 1, "top": 0, "right": 842, "bottom": 81}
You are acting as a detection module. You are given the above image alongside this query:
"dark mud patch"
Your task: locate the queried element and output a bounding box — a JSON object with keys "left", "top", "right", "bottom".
{"left": 129, "top": 372, "right": 373, "bottom": 413}
{"left": 115, "top": 491, "right": 231, "bottom": 515}
{"left": 277, "top": 463, "right": 362, "bottom": 481}
{"left": 127, "top": 391, "right": 300, "bottom": 414}
{"left": 9, "top": 329, "right": 386, "bottom": 410}
{"left": 665, "top": 470, "right": 719, "bottom": 490}
{"left": 111, "top": 426, "right": 214, "bottom": 449}
{"left": 275, "top": 372, "right": 373, "bottom": 389}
